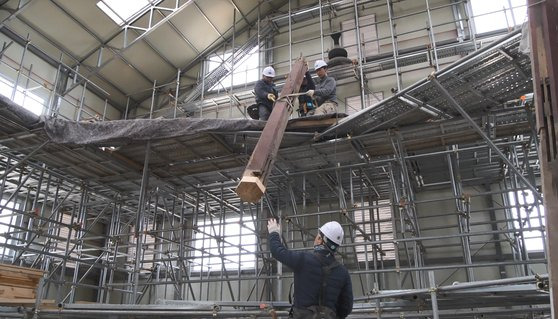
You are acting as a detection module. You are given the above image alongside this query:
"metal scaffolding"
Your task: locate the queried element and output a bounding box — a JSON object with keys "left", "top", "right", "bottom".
{"left": 0, "top": 77, "right": 549, "bottom": 319}
{"left": 0, "top": 1, "right": 551, "bottom": 318}
{"left": 0, "top": 0, "right": 531, "bottom": 120}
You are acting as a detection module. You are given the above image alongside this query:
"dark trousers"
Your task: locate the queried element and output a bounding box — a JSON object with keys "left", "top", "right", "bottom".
{"left": 258, "top": 104, "right": 272, "bottom": 121}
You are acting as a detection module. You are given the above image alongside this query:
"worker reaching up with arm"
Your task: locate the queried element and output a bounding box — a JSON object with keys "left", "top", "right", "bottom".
{"left": 306, "top": 60, "right": 338, "bottom": 116}
{"left": 254, "top": 66, "right": 278, "bottom": 121}
{"left": 267, "top": 218, "right": 353, "bottom": 319}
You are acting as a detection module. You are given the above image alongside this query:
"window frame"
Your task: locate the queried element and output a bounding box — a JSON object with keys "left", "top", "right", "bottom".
{"left": 507, "top": 189, "right": 545, "bottom": 252}
{"left": 127, "top": 219, "right": 156, "bottom": 274}
{"left": 469, "top": 0, "right": 528, "bottom": 34}
{"left": 0, "top": 75, "right": 45, "bottom": 115}
{"left": 204, "top": 46, "right": 261, "bottom": 93}
{"left": 354, "top": 199, "right": 396, "bottom": 263}
{"left": 54, "top": 213, "right": 80, "bottom": 268}
{"left": 190, "top": 216, "right": 257, "bottom": 274}
{"left": 0, "top": 199, "right": 20, "bottom": 258}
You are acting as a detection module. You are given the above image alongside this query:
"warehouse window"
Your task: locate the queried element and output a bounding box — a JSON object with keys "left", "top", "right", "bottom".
{"left": 508, "top": 190, "right": 545, "bottom": 252}
{"left": 206, "top": 46, "right": 260, "bottom": 92}
{"left": 191, "top": 217, "right": 256, "bottom": 272}
{"left": 0, "top": 76, "right": 44, "bottom": 115}
{"left": 354, "top": 200, "right": 395, "bottom": 262}
{"left": 97, "top": 0, "right": 157, "bottom": 26}
{"left": 345, "top": 93, "right": 383, "bottom": 115}
{"left": 0, "top": 199, "right": 19, "bottom": 258}
{"left": 470, "top": 0, "right": 527, "bottom": 34}
{"left": 341, "top": 14, "right": 378, "bottom": 59}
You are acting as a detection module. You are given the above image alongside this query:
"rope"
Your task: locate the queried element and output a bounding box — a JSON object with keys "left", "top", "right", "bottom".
{"left": 274, "top": 92, "right": 307, "bottom": 114}
{"left": 273, "top": 92, "right": 307, "bottom": 103}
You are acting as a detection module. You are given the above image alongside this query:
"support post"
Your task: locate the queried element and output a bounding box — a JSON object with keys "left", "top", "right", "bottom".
{"left": 446, "top": 148, "right": 474, "bottom": 281}
{"left": 174, "top": 69, "right": 180, "bottom": 118}
{"left": 353, "top": 0, "right": 367, "bottom": 110}
{"left": 11, "top": 34, "right": 29, "bottom": 101}
{"left": 425, "top": 0, "right": 439, "bottom": 70}
{"left": 46, "top": 59, "right": 61, "bottom": 116}
{"left": 132, "top": 141, "right": 151, "bottom": 302}
{"left": 76, "top": 82, "right": 87, "bottom": 121}
{"left": 149, "top": 80, "right": 157, "bottom": 119}
{"left": 386, "top": 0, "right": 401, "bottom": 92}
{"left": 102, "top": 99, "right": 108, "bottom": 121}
{"left": 428, "top": 271, "right": 440, "bottom": 319}
{"left": 124, "top": 96, "right": 130, "bottom": 120}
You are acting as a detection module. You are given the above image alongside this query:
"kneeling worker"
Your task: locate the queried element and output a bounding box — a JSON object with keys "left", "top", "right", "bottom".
{"left": 306, "top": 60, "right": 337, "bottom": 115}
{"left": 267, "top": 219, "right": 353, "bottom": 319}
{"left": 254, "top": 66, "right": 278, "bottom": 121}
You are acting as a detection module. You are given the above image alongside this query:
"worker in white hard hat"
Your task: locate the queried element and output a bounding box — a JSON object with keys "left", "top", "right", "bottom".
{"left": 253, "top": 66, "right": 278, "bottom": 121}
{"left": 267, "top": 219, "right": 353, "bottom": 318}
{"left": 304, "top": 59, "right": 338, "bottom": 116}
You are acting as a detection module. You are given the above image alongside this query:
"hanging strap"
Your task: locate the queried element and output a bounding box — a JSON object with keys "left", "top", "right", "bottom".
{"left": 315, "top": 253, "right": 340, "bottom": 311}
{"left": 290, "top": 254, "right": 340, "bottom": 319}
{"left": 288, "top": 282, "right": 295, "bottom": 318}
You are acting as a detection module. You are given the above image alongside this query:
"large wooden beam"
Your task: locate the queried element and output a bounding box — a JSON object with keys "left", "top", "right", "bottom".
{"left": 528, "top": 0, "right": 558, "bottom": 316}
{"left": 236, "top": 58, "right": 308, "bottom": 203}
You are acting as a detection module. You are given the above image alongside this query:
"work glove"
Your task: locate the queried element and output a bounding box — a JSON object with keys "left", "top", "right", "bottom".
{"left": 267, "top": 93, "right": 276, "bottom": 102}
{"left": 306, "top": 89, "right": 315, "bottom": 97}
{"left": 267, "top": 219, "right": 280, "bottom": 234}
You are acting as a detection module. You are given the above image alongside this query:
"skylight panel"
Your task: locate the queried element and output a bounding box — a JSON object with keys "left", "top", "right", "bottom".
{"left": 97, "top": 0, "right": 152, "bottom": 26}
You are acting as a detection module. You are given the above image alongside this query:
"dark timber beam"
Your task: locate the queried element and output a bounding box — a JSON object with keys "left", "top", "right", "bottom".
{"left": 528, "top": 0, "right": 558, "bottom": 316}
{"left": 236, "top": 58, "right": 307, "bottom": 203}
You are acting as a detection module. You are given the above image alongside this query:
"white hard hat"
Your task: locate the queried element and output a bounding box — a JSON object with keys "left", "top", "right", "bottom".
{"left": 262, "top": 66, "right": 275, "bottom": 77}
{"left": 319, "top": 221, "right": 344, "bottom": 247}
{"left": 314, "top": 59, "right": 328, "bottom": 70}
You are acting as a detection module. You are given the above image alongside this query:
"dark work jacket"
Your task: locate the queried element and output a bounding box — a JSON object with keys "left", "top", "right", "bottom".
{"left": 314, "top": 75, "right": 336, "bottom": 106}
{"left": 254, "top": 79, "right": 278, "bottom": 109}
{"left": 298, "top": 71, "right": 316, "bottom": 112}
{"left": 268, "top": 232, "right": 353, "bottom": 318}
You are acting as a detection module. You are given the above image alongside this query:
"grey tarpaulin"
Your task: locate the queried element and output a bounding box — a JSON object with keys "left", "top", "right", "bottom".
{"left": 1, "top": 94, "right": 342, "bottom": 146}
{"left": 42, "top": 113, "right": 342, "bottom": 146}
{"left": 43, "top": 117, "right": 268, "bottom": 146}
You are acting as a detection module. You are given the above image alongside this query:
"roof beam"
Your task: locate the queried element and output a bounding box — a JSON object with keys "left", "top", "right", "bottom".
{"left": 132, "top": 0, "right": 289, "bottom": 111}
{"left": 228, "top": 0, "right": 250, "bottom": 26}
{"left": 0, "top": 25, "right": 132, "bottom": 113}
{"left": 62, "top": 0, "right": 196, "bottom": 98}
{"left": 49, "top": 0, "right": 157, "bottom": 92}
{"left": 0, "top": 0, "right": 36, "bottom": 29}
{"left": 193, "top": 1, "right": 226, "bottom": 42}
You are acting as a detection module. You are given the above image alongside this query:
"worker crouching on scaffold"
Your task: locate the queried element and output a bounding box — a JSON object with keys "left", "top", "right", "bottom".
{"left": 297, "top": 70, "right": 316, "bottom": 116}
{"left": 303, "top": 60, "right": 338, "bottom": 116}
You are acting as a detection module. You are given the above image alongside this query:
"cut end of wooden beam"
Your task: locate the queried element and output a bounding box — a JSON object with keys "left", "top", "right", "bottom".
{"left": 236, "top": 175, "right": 266, "bottom": 203}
